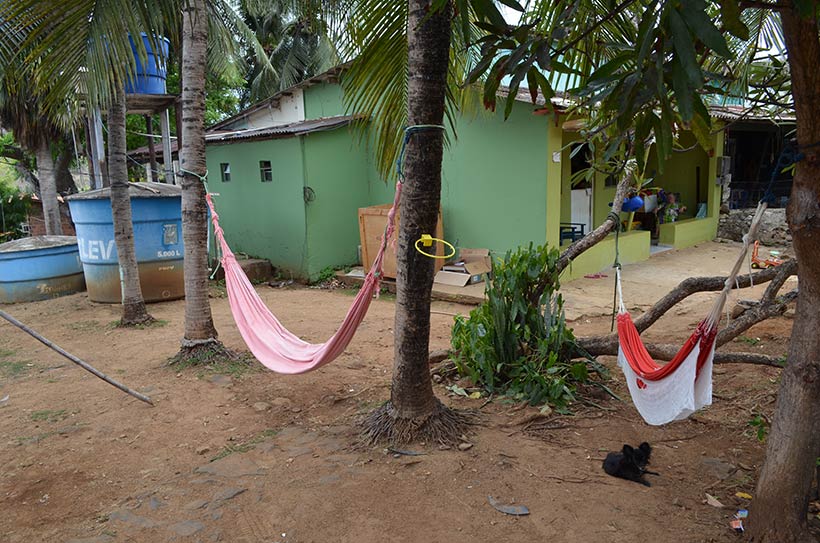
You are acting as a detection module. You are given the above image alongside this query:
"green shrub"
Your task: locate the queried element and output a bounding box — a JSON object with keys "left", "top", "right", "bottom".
{"left": 451, "top": 243, "right": 605, "bottom": 408}
{"left": 0, "top": 183, "right": 32, "bottom": 243}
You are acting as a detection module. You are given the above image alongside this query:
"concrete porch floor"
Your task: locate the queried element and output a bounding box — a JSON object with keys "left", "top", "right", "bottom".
{"left": 341, "top": 240, "right": 795, "bottom": 323}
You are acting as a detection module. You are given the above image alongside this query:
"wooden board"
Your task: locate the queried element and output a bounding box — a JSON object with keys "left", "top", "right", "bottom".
{"left": 358, "top": 204, "right": 444, "bottom": 279}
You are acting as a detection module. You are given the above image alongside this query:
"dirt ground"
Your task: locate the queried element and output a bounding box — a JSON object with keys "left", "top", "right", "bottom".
{"left": 1, "top": 241, "right": 817, "bottom": 543}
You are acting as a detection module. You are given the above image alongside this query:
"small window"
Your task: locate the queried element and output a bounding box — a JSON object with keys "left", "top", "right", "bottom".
{"left": 260, "top": 160, "right": 272, "bottom": 182}
{"left": 220, "top": 163, "right": 231, "bottom": 182}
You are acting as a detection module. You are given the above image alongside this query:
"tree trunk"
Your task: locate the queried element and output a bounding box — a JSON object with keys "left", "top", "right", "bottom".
{"left": 108, "top": 86, "right": 153, "bottom": 326}
{"left": 179, "top": 0, "right": 218, "bottom": 346}
{"left": 362, "top": 0, "right": 471, "bottom": 445}
{"left": 35, "top": 141, "right": 62, "bottom": 235}
{"left": 55, "top": 138, "right": 77, "bottom": 194}
{"left": 748, "top": 7, "right": 820, "bottom": 542}
{"left": 389, "top": 0, "right": 452, "bottom": 419}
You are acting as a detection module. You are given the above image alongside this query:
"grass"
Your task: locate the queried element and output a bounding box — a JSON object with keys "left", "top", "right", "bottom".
{"left": 738, "top": 335, "right": 762, "bottom": 346}
{"left": 107, "top": 319, "right": 169, "bottom": 330}
{"left": 210, "top": 429, "right": 279, "bottom": 462}
{"left": 66, "top": 320, "right": 102, "bottom": 332}
{"left": 0, "top": 348, "right": 32, "bottom": 378}
{"left": 170, "top": 348, "right": 259, "bottom": 379}
{"left": 30, "top": 409, "right": 68, "bottom": 422}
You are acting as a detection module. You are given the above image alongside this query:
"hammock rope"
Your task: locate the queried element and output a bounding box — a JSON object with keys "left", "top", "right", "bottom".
{"left": 193, "top": 125, "right": 443, "bottom": 374}
{"left": 614, "top": 143, "right": 801, "bottom": 424}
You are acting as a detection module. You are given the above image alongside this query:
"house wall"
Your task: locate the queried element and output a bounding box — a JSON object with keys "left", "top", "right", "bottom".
{"left": 441, "top": 99, "right": 548, "bottom": 253}
{"left": 561, "top": 230, "right": 651, "bottom": 281}
{"left": 366, "top": 98, "right": 550, "bottom": 256}
{"left": 218, "top": 89, "right": 305, "bottom": 131}
{"left": 648, "top": 131, "right": 711, "bottom": 215}
{"left": 303, "top": 84, "right": 348, "bottom": 119}
{"left": 302, "top": 128, "right": 373, "bottom": 279}
{"left": 205, "top": 138, "right": 308, "bottom": 276}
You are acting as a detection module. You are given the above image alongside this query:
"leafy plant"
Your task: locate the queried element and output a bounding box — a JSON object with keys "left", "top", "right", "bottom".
{"left": 748, "top": 414, "right": 769, "bottom": 442}
{"left": 0, "top": 183, "right": 32, "bottom": 243}
{"left": 451, "top": 243, "right": 605, "bottom": 408}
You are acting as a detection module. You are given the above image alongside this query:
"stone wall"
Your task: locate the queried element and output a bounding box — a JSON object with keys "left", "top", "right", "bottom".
{"left": 718, "top": 208, "right": 790, "bottom": 246}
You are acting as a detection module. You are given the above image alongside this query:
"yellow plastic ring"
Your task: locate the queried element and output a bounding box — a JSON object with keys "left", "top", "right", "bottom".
{"left": 414, "top": 236, "right": 456, "bottom": 259}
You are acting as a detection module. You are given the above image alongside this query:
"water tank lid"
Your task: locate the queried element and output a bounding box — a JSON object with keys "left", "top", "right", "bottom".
{"left": 0, "top": 235, "right": 78, "bottom": 253}
{"left": 66, "top": 182, "right": 181, "bottom": 201}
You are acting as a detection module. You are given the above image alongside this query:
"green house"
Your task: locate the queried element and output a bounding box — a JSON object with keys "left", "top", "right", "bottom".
{"left": 204, "top": 66, "right": 725, "bottom": 281}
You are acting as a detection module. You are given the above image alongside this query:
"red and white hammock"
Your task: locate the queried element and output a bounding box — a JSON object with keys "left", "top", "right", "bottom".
{"left": 616, "top": 202, "right": 769, "bottom": 425}
{"left": 204, "top": 183, "right": 401, "bottom": 375}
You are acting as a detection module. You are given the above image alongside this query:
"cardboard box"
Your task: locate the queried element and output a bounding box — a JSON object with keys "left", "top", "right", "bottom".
{"left": 434, "top": 248, "right": 492, "bottom": 287}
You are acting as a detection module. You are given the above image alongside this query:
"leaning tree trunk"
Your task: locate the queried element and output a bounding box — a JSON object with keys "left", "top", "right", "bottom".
{"left": 362, "top": 0, "right": 469, "bottom": 445}
{"left": 108, "top": 87, "right": 153, "bottom": 326}
{"left": 177, "top": 0, "right": 219, "bottom": 352}
{"left": 55, "top": 137, "right": 78, "bottom": 194}
{"left": 748, "top": 7, "right": 820, "bottom": 543}
{"left": 35, "top": 141, "right": 62, "bottom": 235}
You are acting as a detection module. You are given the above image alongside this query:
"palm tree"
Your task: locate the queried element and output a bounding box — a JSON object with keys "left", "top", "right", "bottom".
{"left": 108, "top": 86, "right": 153, "bottom": 325}
{"left": 178, "top": 0, "right": 220, "bottom": 351}
{"left": 239, "top": 0, "right": 340, "bottom": 104}
{"left": 0, "top": 59, "right": 63, "bottom": 235}
{"left": 358, "top": 0, "right": 474, "bottom": 444}
{"left": 0, "top": 0, "right": 273, "bottom": 354}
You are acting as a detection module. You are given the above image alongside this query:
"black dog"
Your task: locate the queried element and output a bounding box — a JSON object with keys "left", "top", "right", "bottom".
{"left": 603, "top": 442, "right": 659, "bottom": 486}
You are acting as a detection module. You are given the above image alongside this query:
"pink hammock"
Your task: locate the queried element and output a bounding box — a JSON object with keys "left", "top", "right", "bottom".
{"left": 205, "top": 184, "right": 400, "bottom": 374}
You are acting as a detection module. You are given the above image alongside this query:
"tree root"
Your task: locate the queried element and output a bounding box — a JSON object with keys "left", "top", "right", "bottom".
{"left": 360, "top": 399, "right": 477, "bottom": 446}
{"left": 167, "top": 339, "right": 248, "bottom": 367}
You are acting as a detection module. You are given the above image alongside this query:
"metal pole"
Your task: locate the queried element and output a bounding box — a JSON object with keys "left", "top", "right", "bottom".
{"left": 160, "top": 110, "right": 174, "bottom": 184}
{"left": 93, "top": 107, "right": 109, "bottom": 187}
{"left": 86, "top": 116, "right": 101, "bottom": 190}
{"left": 0, "top": 309, "right": 154, "bottom": 406}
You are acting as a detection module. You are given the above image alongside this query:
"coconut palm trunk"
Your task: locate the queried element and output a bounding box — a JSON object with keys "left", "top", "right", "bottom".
{"left": 362, "top": 0, "right": 470, "bottom": 445}
{"left": 178, "top": 0, "right": 219, "bottom": 349}
{"left": 748, "top": 7, "right": 820, "bottom": 542}
{"left": 34, "top": 141, "right": 62, "bottom": 235}
{"left": 107, "top": 86, "right": 153, "bottom": 325}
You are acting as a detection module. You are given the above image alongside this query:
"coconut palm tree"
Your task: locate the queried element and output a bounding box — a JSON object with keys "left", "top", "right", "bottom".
{"left": 0, "top": 0, "right": 273, "bottom": 349}
{"left": 0, "top": 57, "right": 64, "bottom": 235}
{"left": 108, "top": 86, "right": 153, "bottom": 325}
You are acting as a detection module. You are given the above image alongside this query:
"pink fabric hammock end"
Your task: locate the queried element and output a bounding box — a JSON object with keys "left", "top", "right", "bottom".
{"left": 205, "top": 184, "right": 401, "bottom": 374}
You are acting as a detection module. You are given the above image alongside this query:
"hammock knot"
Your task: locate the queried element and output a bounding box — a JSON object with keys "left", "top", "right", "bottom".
{"left": 177, "top": 167, "right": 209, "bottom": 183}
{"left": 607, "top": 211, "right": 622, "bottom": 232}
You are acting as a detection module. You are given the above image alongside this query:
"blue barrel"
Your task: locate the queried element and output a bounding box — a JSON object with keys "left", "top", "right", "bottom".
{"left": 124, "top": 33, "right": 170, "bottom": 95}
{"left": 0, "top": 236, "right": 86, "bottom": 303}
{"left": 66, "top": 183, "right": 184, "bottom": 303}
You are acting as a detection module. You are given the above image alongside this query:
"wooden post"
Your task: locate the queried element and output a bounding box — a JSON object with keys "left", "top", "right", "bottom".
{"left": 0, "top": 309, "right": 154, "bottom": 406}
{"left": 160, "top": 110, "right": 174, "bottom": 184}
{"left": 145, "top": 115, "right": 158, "bottom": 183}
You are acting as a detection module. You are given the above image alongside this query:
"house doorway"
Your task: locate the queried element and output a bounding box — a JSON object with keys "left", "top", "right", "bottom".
{"left": 570, "top": 143, "right": 593, "bottom": 233}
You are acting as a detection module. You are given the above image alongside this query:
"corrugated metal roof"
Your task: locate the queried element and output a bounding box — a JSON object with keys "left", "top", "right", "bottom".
{"left": 708, "top": 105, "right": 795, "bottom": 122}
{"left": 205, "top": 115, "right": 361, "bottom": 144}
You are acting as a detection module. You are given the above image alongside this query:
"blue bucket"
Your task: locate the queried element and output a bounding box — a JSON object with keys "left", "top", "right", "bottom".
{"left": 0, "top": 236, "right": 86, "bottom": 303}
{"left": 66, "top": 183, "right": 184, "bottom": 303}
{"left": 124, "top": 33, "right": 170, "bottom": 95}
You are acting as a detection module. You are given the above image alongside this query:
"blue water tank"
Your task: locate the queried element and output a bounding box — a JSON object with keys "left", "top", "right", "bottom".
{"left": 0, "top": 236, "right": 86, "bottom": 303}
{"left": 66, "top": 182, "right": 184, "bottom": 303}
{"left": 124, "top": 33, "right": 170, "bottom": 95}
